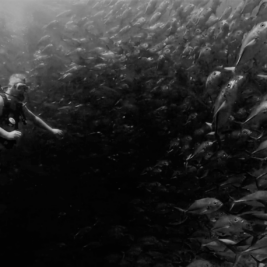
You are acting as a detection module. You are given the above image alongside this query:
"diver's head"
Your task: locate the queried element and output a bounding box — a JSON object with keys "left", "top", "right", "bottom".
{"left": 6, "top": 74, "right": 29, "bottom": 102}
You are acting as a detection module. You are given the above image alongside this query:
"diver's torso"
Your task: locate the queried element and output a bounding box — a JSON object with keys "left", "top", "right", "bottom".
{"left": 0, "top": 94, "right": 23, "bottom": 150}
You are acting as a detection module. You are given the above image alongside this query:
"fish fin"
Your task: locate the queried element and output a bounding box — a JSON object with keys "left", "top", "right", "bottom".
{"left": 199, "top": 208, "right": 209, "bottom": 214}
{"left": 232, "top": 119, "right": 243, "bottom": 125}
{"left": 213, "top": 101, "right": 227, "bottom": 139}
{"left": 242, "top": 114, "right": 256, "bottom": 125}
{"left": 224, "top": 66, "right": 235, "bottom": 73}
{"left": 256, "top": 199, "right": 267, "bottom": 207}
{"left": 244, "top": 150, "right": 252, "bottom": 156}
{"left": 255, "top": 177, "right": 260, "bottom": 190}
{"left": 230, "top": 184, "right": 240, "bottom": 190}
{"left": 186, "top": 154, "right": 193, "bottom": 161}
{"left": 206, "top": 131, "right": 215, "bottom": 137}
{"left": 242, "top": 33, "right": 248, "bottom": 43}
{"left": 214, "top": 101, "right": 227, "bottom": 119}
{"left": 249, "top": 130, "right": 264, "bottom": 140}
{"left": 250, "top": 254, "right": 267, "bottom": 266}
{"left": 229, "top": 195, "right": 236, "bottom": 211}
{"left": 233, "top": 253, "right": 242, "bottom": 267}
{"left": 236, "top": 39, "right": 257, "bottom": 66}
{"left": 245, "top": 39, "right": 257, "bottom": 48}
{"left": 173, "top": 206, "right": 186, "bottom": 213}
{"left": 256, "top": 171, "right": 267, "bottom": 180}
{"left": 235, "top": 236, "right": 254, "bottom": 247}
{"left": 205, "top": 122, "right": 212, "bottom": 129}
{"left": 168, "top": 215, "right": 188, "bottom": 225}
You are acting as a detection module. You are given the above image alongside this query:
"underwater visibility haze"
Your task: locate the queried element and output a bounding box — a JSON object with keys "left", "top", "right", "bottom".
{"left": 3, "top": 0, "right": 267, "bottom": 266}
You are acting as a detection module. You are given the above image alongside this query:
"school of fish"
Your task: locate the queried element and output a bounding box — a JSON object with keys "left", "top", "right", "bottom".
{"left": 33, "top": 0, "right": 267, "bottom": 266}
{"left": 5, "top": 0, "right": 267, "bottom": 266}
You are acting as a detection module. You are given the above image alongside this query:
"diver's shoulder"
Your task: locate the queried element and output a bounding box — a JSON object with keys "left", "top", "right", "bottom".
{"left": 0, "top": 95, "right": 5, "bottom": 115}
{"left": 0, "top": 95, "right": 5, "bottom": 106}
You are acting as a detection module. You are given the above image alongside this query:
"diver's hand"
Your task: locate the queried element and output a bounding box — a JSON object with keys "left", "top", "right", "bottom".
{"left": 52, "top": 128, "right": 63, "bottom": 137}
{"left": 7, "top": 130, "right": 22, "bottom": 140}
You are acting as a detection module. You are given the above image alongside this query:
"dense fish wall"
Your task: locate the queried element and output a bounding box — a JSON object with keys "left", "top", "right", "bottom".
{"left": 0, "top": 0, "right": 266, "bottom": 266}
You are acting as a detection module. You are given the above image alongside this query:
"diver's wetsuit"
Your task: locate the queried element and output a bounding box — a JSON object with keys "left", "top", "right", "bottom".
{"left": 0, "top": 93, "right": 26, "bottom": 149}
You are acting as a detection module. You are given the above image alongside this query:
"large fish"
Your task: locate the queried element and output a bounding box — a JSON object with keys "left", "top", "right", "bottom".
{"left": 219, "top": 6, "right": 232, "bottom": 20}
{"left": 241, "top": 0, "right": 262, "bottom": 15}
{"left": 213, "top": 99, "right": 232, "bottom": 135}
{"left": 242, "top": 99, "right": 267, "bottom": 127}
{"left": 213, "top": 75, "right": 246, "bottom": 134}
{"left": 175, "top": 198, "right": 223, "bottom": 215}
{"left": 231, "top": 191, "right": 267, "bottom": 210}
{"left": 186, "top": 140, "right": 215, "bottom": 162}
{"left": 235, "top": 21, "right": 267, "bottom": 70}
{"left": 209, "top": 0, "right": 222, "bottom": 15}
{"left": 212, "top": 214, "right": 249, "bottom": 235}
{"left": 256, "top": 1, "right": 267, "bottom": 21}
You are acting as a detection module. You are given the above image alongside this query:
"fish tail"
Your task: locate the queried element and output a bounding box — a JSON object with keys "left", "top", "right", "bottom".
{"left": 244, "top": 150, "right": 252, "bottom": 156}
{"left": 229, "top": 203, "right": 235, "bottom": 211}
{"left": 250, "top": 129, "right": 264, "bottom": 140}
{"left": 168, "top": 213, "right": 188, "bottom": 225}
{"left": 257, "top": 171, "right": 267, "bottom": 180}
{"left": 186, "top": 154, "right": 193, "bottom": 161}
{"left": 250, "top": 254, "right": 267, "bottom": 267}
{"left": 205, "top": 122, "right": 212, "bottom": 130}
{"left": 233, "top": 253, "right": 242, "bottom": 267}
{"left": 228, "top": 195, "right": 236, "bottom": 211}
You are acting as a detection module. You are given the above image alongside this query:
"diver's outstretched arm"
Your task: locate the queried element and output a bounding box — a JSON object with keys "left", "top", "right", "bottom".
{"left": 23, "top": 105, "right": 63, "bottom": 136}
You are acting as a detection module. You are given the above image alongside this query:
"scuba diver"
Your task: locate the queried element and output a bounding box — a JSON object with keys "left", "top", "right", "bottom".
{"left": 0, "top": 73, "right": 63, "bottom": 149}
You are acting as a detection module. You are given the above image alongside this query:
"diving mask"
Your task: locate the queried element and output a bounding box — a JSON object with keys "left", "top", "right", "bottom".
{"left": 14, "top": 83, "right": 29, "bottom": 93}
